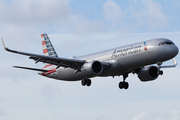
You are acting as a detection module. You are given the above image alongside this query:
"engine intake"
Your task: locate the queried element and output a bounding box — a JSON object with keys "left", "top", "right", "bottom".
{"left": 81, "top": 61, "right": 103, "bottom": 76}
{"left": 138, "top": 66, "right": 159, "bottom": 82}
{"left": 92, "top": 61, "right": 102, "bottom": 74}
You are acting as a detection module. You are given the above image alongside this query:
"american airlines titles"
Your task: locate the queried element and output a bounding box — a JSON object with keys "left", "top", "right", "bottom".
{"left": 111, "top": 45, "right": 142, "bottom": 58}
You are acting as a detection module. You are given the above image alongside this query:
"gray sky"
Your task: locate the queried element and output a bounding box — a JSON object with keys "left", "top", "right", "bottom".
{"left": 0, "top": 0, "right": 180, "bottom": 120}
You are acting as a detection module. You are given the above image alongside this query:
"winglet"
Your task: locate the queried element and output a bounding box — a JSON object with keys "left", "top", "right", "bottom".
{"left": 172, "top": 58, "right": 177, "bottom": 67}
{"left": 1, "top": 37, "right": 8, "bottom": 50}
{"left": 160, "top": 58, "right": 177, "bottom": 68}
{"left": 1, "top": 37, "right": 17, "bottom": 53}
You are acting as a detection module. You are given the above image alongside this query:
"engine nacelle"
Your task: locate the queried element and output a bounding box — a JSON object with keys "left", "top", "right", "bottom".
{"left": 138, "top": 66, "right": 159, "bottom": 82}
{"left": 81, "top": 60, "right": 103, "bottom": 77}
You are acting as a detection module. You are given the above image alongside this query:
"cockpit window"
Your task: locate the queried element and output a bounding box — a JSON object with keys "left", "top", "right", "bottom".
{"left": 162, "top": 42, "right": 165, "bottom": 45}
{"left": 159, "top": 41, "right": 175, "bottom": 46}
{"left": 159, "top": 42, "right": 162, "bottom": 46}
{"left": 167, "top": 42, "right": 175, "bottom": 45}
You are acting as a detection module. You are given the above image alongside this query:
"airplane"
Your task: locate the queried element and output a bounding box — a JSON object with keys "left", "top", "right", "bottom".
{"left": 1, "top": 33, "right": 179, "bottom": 90}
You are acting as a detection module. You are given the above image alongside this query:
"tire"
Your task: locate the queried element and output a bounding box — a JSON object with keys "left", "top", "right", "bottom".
{"left": 119, "top": 82, "right": 124, "bottom": 89}
{"left": 81, "top": 79, "right": 86, "bottom": 86}
{"left": 159, "top": 71, "right": 163, "bottom": 75}
{"left": 124, "top": 82, "right": 129, "bottom": 89}
{"left": 86, "top": 79, "right": 91, "bottom": 86}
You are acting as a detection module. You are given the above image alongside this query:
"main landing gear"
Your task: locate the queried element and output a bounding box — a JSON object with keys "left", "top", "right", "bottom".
{"left": 119, "top": 74, "right": 129, "bottom": 90}
{"left": 81, "top": 78, "right": 92, "bottom": 86}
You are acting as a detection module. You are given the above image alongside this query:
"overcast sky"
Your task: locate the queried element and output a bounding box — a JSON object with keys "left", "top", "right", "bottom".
{"left": 0, "top": 0, "right": 180, "bottom": 120}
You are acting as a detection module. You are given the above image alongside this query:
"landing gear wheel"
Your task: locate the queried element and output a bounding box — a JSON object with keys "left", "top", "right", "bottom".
{"left": 124, "top": 82, "right": 129, "bottom": 89}
{"left": 81, "top": 78, "right": 92, "bottom": 86}
{"left": 119, "top": 82, "right": 129, "bottom": 89}
{"left": 119, "top": 82, "right": 124, "bottom": 89}
{"left": 81, "top": 79, "right": 86, "bottom": 86}
{"left": 159, "top": 70, "right": 163, "bottom": 75}
{"left": 86, "top": 79, "right": 91, "bottom": 86}
{"left": 118, "top": 73, "right": 129, "bottom": 90}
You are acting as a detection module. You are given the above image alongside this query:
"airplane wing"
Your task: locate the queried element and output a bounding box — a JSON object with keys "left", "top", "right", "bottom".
{"left": 1, "top": 37, "right": 86, "bottom": 70}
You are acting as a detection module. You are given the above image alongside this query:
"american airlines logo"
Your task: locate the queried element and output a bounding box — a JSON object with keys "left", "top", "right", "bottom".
{"left": 111, "top": 45, "right": 142, "bottom": 58}
{"left": 144, "top": 42, "right": 147, "bottom": 51}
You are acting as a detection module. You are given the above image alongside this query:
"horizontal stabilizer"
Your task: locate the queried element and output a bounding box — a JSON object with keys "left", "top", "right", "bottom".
{"left": 13, "top": 66, "right": 48, "bottom": 72}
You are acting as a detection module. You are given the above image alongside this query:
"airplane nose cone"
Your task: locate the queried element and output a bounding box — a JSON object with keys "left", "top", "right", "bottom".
{"left": 171, "top": 46, "right": 179, "bottom": 57}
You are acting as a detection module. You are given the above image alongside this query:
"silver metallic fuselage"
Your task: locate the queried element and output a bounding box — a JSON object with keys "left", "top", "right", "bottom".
{"left": 41, "top": 38, "right": 179, "bottom": 81}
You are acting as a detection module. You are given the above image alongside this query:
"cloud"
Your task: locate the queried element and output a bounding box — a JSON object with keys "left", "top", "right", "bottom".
{"left": 0, "top": 109, "right": 5, "bottom": 116}
{"left": 130, "top": 0, "right": 168, "bottom": 30}
{"left": 0, "top": 0, "right": 171, "bottom": 38}
{"left": 103, "top": 0, "right": 123, "bottom": 26}
{"left": 0, "top": 0, "right": 105, "bottom": 39}
{"left": 130, "top": 110, "right": 180, "bottom": 120}
{"left": 41, "top": 82, "right": 61, "bottom": 98}
{"left": 0, "top": 0, "right": 71, "bottom": 51}
{"left": 69, "top": 14, "right": 105, "bottom": 33}
{"left": 172, "top": 0, "right": 180, "bottom": 9}
{"left": 102, "top": 0, "right": 169, "bottom": 32}
{"left": 0, "top": 0, "right": 71, "bottom": 25}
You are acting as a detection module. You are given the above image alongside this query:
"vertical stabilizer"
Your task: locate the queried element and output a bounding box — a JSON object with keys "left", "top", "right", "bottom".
{"left": 41, "top": 33, "right": 58, "bottom": 57}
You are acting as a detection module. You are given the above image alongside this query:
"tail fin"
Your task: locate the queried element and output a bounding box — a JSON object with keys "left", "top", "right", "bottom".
{"left": 41, "top": 33, "right": 58, "bottom": 57}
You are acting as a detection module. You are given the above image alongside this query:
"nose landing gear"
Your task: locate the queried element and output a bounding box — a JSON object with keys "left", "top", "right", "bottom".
{"left": 159, "top": 70, "right": 163, "bottom": 75}
{"left": 157, "top": 62, "right": 163, "bottom": 76}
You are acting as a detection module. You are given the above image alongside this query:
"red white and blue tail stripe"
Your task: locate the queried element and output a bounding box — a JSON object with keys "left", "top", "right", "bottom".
{"left": 41, "top": 33, "right": 58, "bottom": 57}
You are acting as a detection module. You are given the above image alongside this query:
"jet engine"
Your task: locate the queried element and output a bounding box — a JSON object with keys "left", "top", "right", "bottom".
{"left": 81, "top": 60, "right": 103, "bottom": 76}
{"left": 138, "top": 66, "right": 159, "bottom": 82}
